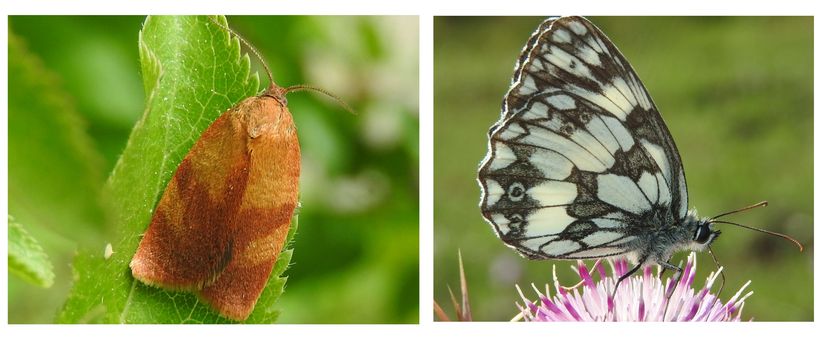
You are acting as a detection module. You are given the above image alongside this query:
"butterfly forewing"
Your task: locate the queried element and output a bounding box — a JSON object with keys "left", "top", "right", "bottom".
{"left": 479, "top": 16, "right": 690, "bottom": 260}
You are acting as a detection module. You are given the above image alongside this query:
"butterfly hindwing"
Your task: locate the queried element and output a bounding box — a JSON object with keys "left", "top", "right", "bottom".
{"left": 479, "top": 16, "right": 689, "bottom": 260}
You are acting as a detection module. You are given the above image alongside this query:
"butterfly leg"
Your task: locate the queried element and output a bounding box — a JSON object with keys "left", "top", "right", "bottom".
{"left": 610, "top": 256, "right": 647, "bottom": 301}
{"left": 653, "top": 260, "right": 684, "bottom": 321}
{"left": 707, "top": 246, "right": 726, "bottom": 298}
{"left": 657, "top": 256, "right": 673, "bottom": 279}
{"left": 561, "top": 259, "right": 602, "bottom": 291}
{"left": 706, "top": 246, "right": 727, "bottom": 320}
{"left": 659, "top": 261, "right": 682, "bottom": 278}
{"left": 658, "top": 260, "right": 683, "bottom": 298}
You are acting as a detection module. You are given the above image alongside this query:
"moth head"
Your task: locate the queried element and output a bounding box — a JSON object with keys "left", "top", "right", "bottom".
{"left": 262, "top": 83, "right": 289, "bottom": 106}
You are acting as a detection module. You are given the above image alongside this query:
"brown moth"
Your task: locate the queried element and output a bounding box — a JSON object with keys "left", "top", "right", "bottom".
{"left": 130, "top": 18, "right": 300, "bottom": 321}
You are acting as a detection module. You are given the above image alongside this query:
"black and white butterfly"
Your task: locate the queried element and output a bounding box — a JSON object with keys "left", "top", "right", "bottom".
{"left": 477, "top": 16, "right": 800, "bottom": 284}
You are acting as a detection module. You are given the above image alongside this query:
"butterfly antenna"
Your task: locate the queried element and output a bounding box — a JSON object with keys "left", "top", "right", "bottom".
{"left": 712, "top": 220, "right": 803, "bottom": 252}
{"left": 207, "top": 16, "right": 275, "bottom": 86}
{"left": 709, "top": 200, "right": 803, "bottom": 251}
{"left": 708, "top": 201, "right": 767, "bottom": 221}
{"left": 285, "top": 85, "right": 356, "bottom": 115}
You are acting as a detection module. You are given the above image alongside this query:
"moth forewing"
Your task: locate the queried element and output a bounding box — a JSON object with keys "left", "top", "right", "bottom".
{"left": 130, "top": 42, "right": 301, "bottom": 321}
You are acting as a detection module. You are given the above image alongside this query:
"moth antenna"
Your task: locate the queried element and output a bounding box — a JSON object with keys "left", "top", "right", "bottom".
{"left": 285, "top": 84, "right": 357, "bottom": 115}
{"left": 712, "top": 220, "right": 804, "bottom": 252}
{"left": 709, "top": 201, "right": 767, "bottom": 221}
{"left": 208, "top": 16, "right": 354, "bottom": 115}
{"left": 207, "top": 16, "right": 275, "bottom": 86}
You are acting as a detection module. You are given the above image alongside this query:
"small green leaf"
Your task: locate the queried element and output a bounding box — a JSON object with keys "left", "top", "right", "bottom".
{"left": 8, "top": 216, "right": 55, "bottom": 288}
{"left": 59, "top": 15, "right": 297, "bottom": 324}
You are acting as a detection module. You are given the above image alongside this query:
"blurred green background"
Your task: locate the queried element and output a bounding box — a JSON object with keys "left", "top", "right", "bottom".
{"left": 434, "top": 16, "right": 812, "bottom": 321}
{"left": 8, "top": 15, "right": 419, "bottom": 323}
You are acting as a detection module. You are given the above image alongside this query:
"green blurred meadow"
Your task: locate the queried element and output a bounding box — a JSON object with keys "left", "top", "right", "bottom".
{"left": 434, "top": 16, "right": 812, "bottom": 321}
{"left": 9, "top": 15, "right": 419, "bottom": 323}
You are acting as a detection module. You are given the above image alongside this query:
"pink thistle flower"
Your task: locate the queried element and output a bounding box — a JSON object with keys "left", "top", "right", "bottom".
{"left": 516, "top": 252, "right": 752, "bottom": 321}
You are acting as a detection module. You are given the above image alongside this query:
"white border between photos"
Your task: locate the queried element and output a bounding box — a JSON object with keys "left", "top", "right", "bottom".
{"left": 1, "top": 0, "right": 822, "bottom": 339}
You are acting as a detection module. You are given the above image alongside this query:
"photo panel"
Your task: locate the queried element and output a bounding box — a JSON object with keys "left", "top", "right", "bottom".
{"left": 8, "top": 15, "right": 419, "bottom": 324}
{"left": 434, "top": 16, "right": 812, "bottom": 321}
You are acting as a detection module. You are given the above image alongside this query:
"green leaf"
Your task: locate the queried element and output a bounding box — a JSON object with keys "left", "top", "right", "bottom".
{"left": 8, "top": 216, "right": 55, "bottom": 288}
{"left": 59, "top": 15, "right": 297, "bottom": 324}
{"left": 8, "top": 29, "right": 106, "bottom": 246}
{"left": 8, "top": 25, "right": 108, "bottom": 324}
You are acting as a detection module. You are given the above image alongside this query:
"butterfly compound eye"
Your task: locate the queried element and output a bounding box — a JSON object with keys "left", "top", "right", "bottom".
{"left": 694, "top": 222, "right": 714, "bottom": 244}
